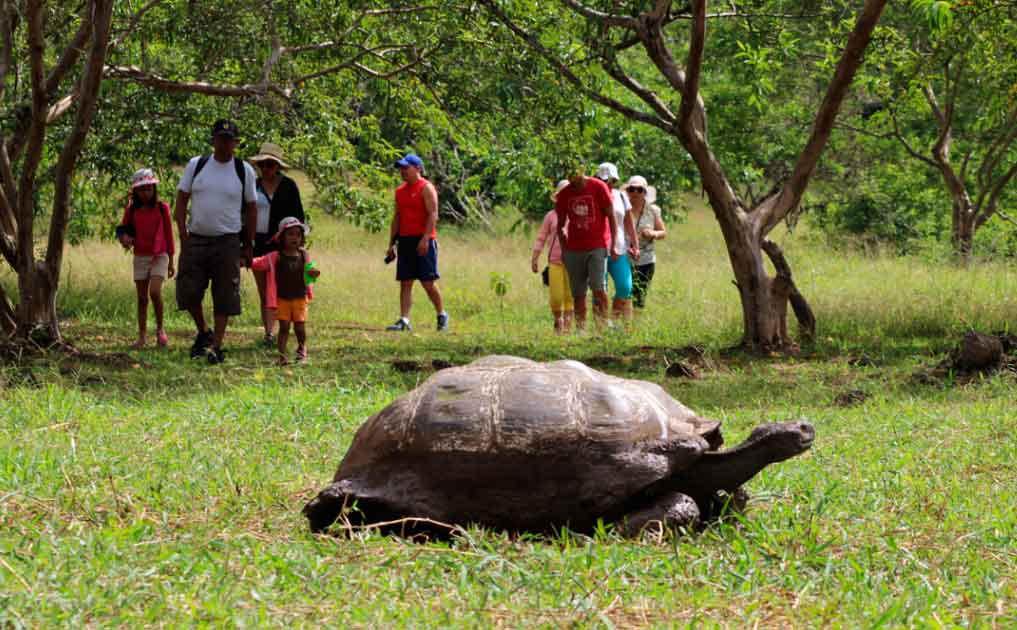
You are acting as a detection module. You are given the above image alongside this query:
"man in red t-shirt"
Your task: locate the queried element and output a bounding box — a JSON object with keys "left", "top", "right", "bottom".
{"left": 384, "top": 153, "right": 449, "bottom": 332}
{"left": 555, "top": 166, "right": 619, "bottom": 328}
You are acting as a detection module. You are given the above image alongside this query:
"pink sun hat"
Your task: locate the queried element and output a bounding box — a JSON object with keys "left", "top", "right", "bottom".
{"left": 130, "top": 168, "right": 159, "bottom": 189}
{"left": 271, "top": 216, "right": 310, "bottom": 242}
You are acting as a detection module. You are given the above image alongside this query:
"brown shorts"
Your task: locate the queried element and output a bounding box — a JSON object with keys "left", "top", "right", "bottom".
{"left": 175, "top": 234, "right": 242, "bottom": 316}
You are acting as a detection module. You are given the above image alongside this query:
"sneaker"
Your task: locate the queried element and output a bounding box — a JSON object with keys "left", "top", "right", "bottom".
{"left": 156, "top": 330, "right": 169, "bottom": 347}
{"left": 436, "top": 312, "right": 449, "bottom": 332}
{"left": 263, "top": 332, "right": 275, "bottom": 349}
{"left": 386, "top": 318, "right": 411, "bottom": 332}
{"left": 206, "top": 346, "right": 226, "bottom": 365}
{"left": 190, "top": 330, "right": 213, "bottom": 359}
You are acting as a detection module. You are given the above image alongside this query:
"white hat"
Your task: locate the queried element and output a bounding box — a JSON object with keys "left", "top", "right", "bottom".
{"left": 551, "top": 179, "right": 570, "bottom": 200}
{"left": 623, "top": 175, "right": 657, "bottom": 205}
{"left": 595, "top": 162, "right": 620, "bottom": 182}
{"left": 130, "top": 168, "right": 159, "bottom": 189}
{"left": 272, "top": 216, "right": 309, "bottom": 241}
{"left": 249, "top": 142, "right": 290, "bottom": 169}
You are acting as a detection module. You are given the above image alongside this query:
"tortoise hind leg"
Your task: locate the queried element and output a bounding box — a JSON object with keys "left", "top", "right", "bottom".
{"left": 618, "top": 492, "right": 700, "bottom": 538}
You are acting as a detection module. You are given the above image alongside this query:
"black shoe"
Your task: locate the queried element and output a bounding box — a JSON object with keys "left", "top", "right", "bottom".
{"left": 190, "top": 330, "right": 214, "bottom": 359}
{"left": 386, "top": 318, "right": 411, "bottom": 331}
{"left": 262, "top": 332, "right": 275, "bottom": 349}
{"left": 436, "top": 312, "right": 449, "bottom": 332}
{"left": 206, "top": 346, "right": 226, "bottom": 365}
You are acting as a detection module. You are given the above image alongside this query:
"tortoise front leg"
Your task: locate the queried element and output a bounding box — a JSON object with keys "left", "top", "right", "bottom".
{"left": 618, "top": 492, "right": 700, "bottom": 538}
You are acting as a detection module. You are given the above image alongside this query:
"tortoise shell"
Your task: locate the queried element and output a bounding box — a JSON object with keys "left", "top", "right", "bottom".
{"left": 322, "top": 355, "right": 724, "bottom": 531}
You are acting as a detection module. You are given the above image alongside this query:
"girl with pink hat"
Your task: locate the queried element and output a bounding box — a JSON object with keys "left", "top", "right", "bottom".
{"left": 116, "top": 168, "right": 175, "bottom": 349}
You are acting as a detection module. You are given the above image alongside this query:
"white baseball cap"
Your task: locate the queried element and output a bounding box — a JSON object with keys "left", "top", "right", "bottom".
{"left": 595, "top": 162, "right": 620, "bottom": 182}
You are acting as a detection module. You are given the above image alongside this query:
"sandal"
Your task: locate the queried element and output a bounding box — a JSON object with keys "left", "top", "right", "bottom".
{"left": 295, "top": 346, "right": 308, "bottom": 364}
{"left": 277, "top": 354, "right": 289, "bottom": 366}
{"left": 156, "top": 330, "right": 169, "bottom": 347}
{"left": 131, "top": 338, "right": 146, "bottom": 350}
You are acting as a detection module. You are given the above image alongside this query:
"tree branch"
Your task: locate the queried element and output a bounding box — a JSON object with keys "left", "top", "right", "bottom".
{"left": 975, "top": 159, "right": 1017, "bottom": 230}
{"left": 44, "top": 5, "right": 91, "bottom": 96}
{"left": 110, "top": 0, "right": 165, "bottom": 50}
{"left": 562, "top": 0, "right": 637, "bottom": 28}
{"left": 759, "top": 0, "right": 889, "bottom": 236}
{"left": 47, "top": 0, "right": 114, "bottom": 275}
{"left": 16, "top": 0, "right": 48, "bottom": 273}
{"left": 477, "top": 0, "right": 673, "bottom": 133}
{"left": 888, "top": 108, "right": 938, "bottom": 168}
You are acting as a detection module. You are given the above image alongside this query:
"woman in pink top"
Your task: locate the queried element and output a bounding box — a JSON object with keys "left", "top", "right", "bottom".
{"left": 530, "top": 181, "right": 574, "bottom": 333}
{"left": 117, "top": 169, "right": 175, "bottom": 349}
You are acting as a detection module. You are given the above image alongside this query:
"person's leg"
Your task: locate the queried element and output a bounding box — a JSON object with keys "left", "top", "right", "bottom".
{"left": 253, "top": 268, "right": 274, "bottom": 340}
{"left": 562, "top": 250, "right": 589, "bottom": 330}
{"left": 294, "top": 322, "right": 307, "bottom": 360}
{"left": 562, "top": 268, "right": 574, "bottom": 333}
{"left": 420, "top": 280, "right": 444, "bottom": 314}
{"left": 399, "top": 281, "right": 414, "bottom": 319}
{"left": 633, "top": 263, "right": 655, "bottom": 309}
{"left": 548, "top": 263, "right": 565, "bottom": 332}
{"left": 277, "top": 319, "right": 291, "bottom": 364}
{"left": 134, "top": 279, "right": 149, "bottom": 347}
{"left": 609, "top": 254, "right": 634, "bottom": 324}
{"left": 213, "top": 314, "right": 229, "bottom": 349}
{"left": 587, "top": 249, "right": 609, "bottom": 326}
{"left": 149, "top": 276, "right": 165, "bottom": 336}
{"left": 209, "top": 236, "right": 243, "bottom": 354}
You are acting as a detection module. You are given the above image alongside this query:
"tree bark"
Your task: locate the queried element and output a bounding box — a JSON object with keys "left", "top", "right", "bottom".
{"left": 0, "top": 280, "right": 15, "bottom": 337}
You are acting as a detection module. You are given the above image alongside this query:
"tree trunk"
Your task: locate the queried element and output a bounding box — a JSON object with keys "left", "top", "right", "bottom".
{"left": 0, "top": 281, "right": 15, "bottom": 337}
{"left": 15, "top": 260, "right": 60, "bottom": 344}
{"left": 951, "top": 197, "right": 976, "bottom": 265}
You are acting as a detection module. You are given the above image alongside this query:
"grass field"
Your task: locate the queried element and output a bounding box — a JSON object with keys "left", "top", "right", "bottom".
{"left": 1, "top": 195, "right": 1015, "bottom": 628}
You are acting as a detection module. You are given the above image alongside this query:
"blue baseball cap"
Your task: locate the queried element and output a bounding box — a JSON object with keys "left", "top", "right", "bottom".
{"left": 395, "top": 153, "right": 423, "bottom": 169}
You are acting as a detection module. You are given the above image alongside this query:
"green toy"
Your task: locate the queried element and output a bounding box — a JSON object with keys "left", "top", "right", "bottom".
{"left": 304, "top": 261, "right": 318, "bottom": 285}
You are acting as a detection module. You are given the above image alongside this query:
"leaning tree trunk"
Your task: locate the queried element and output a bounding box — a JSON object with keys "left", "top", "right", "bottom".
{"left": 951, "top": 196, "right": 976, "bottom": 265}
{"left": 0, "top": 281, "right": 16, "bottom": 337}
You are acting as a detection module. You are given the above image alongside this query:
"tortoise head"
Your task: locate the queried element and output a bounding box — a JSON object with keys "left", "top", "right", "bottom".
{"left": 744, "top": 420, "right": 815, "bottom": 463}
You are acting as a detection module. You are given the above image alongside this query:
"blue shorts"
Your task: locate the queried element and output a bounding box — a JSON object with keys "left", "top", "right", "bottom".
{"left": 606, "top": 254, "right": 633, "bottom": 299}
{"left": 396, "top": 236, "right": 440, "bottom": 281}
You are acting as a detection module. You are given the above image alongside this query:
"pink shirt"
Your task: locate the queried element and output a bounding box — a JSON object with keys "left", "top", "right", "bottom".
{"left": 250, "top": 250, "right": 314, "bottom": 308}
{"left": 532, "top": 210, "right": 565, "bottom": 264}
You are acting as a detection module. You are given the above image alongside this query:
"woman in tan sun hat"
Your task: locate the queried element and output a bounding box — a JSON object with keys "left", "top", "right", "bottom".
{"left": 249, "top": 141, "right": 306, "bottom": 346}
{"left": 623, "top": 175, "right": 667, "bottom": 309}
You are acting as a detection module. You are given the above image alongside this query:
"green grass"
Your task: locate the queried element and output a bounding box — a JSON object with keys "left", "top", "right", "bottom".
{"left": 1, "top": 197, "right": 1015, "bottom": 627}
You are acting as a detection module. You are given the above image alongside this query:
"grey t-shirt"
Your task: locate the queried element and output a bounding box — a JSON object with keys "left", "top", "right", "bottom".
{"left": 177, "top": 156, "right": 257, "bottom": 237}
{"left": 634, "top": 204, "right": 663, "bottom": 266}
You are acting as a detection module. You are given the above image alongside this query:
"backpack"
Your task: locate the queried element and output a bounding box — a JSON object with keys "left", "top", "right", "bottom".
{"left": 192, "top": 155, "right": 249, "bottom": 241}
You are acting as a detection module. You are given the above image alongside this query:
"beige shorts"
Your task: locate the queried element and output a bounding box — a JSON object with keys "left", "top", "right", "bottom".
{"left": 133, "top": 254, "right": 170, "bottom": 281}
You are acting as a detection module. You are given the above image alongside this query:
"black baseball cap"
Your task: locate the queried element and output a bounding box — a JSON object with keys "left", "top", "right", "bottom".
{"left": 211, "top": 119, "right": 240, "bottom": 138}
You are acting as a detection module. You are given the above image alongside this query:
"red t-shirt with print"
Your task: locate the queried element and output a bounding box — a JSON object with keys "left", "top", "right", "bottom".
{"left": 554, "top": 177, "right": 613, "bottom": 251}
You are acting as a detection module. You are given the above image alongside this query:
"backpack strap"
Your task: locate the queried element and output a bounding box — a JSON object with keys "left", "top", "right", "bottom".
{"left": 193, "top": 154, "right": 211, "bottom": 179}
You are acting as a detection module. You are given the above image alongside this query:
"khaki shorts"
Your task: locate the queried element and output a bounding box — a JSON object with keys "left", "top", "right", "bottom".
{"left": 276, "top": 297, "right": 308, "bottom": 323}
{"left": 133, "top": 254, "right": 169, "bottom": 281}
{"left": 175, "top": 234, "right": 242, "bottom": 316}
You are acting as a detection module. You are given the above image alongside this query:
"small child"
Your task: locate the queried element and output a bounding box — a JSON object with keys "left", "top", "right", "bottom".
{"left": 250, "top": 216, "right": 319, "bottom": 365}
{"left": 117, "top": 168, "right": 175, "bottom": 349}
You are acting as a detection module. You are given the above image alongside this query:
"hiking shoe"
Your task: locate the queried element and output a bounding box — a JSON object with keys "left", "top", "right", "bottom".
{"left": 206, "top": 346, "right": 226, "bottom": 365}
{"left": 386, "top": 318, "right": 411, "bottom": 332}
{"left": 436, "top": 312, "right": 449, "bottom": 332}
{"left": 190, "top": 330, "right": 214, "bottom": 359}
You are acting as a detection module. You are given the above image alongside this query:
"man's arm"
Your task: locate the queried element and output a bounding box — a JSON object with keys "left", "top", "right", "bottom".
{"left": 174, "top": 190, "right": 190, "bottom": 245}
{"left": 416, "top": 182, "right": 439, "bottom": 256}
{"left": 242, "top": 200, "right": 256, "bottom": 266}
{"left": 387, "top": 200, "right": 399, "bottom": 257}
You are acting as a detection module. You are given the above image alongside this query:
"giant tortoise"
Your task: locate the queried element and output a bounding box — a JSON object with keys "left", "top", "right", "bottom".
{"left": 304, "top": 355, "right": 814, "bottom": 535}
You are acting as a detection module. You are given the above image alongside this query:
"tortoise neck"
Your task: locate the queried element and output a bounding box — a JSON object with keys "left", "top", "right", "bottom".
{"left": 670, "top": 437, "right": 777, "bottom": 500}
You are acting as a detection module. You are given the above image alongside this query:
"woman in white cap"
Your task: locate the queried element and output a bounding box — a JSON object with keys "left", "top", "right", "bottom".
{"left": 596, "top": 162, "right": 638, "bottom": 323}
{"left": 116, "top": 168, "right": 175, "bottom": 349}
{"left": 624, "top": 175, "right": 667, "bottom": 309}
{"left": 531, "top": 180, "right": 573, "bottom": 333}
{"left": 249, "top": 142, "right": 305, "bottom": 347}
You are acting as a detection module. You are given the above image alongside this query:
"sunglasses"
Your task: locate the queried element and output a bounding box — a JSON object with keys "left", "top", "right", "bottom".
{"left": 257, "top": 161, "right": 280, "bottom": 168}
{"left": 627, "top": 187, "right": 646, "bottom": 194}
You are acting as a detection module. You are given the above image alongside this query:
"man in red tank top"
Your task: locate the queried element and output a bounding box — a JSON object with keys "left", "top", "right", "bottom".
{"left": 385, "top": 153, "right": 449, "bottom": 332}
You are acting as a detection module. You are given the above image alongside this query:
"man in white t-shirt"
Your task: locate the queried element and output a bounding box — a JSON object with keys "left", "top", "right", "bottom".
{"left": 595, "top": 162, "right": 638, "bottom": 322}
{"left": 174, "top": 119, "right": 258, "bottom": 364}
